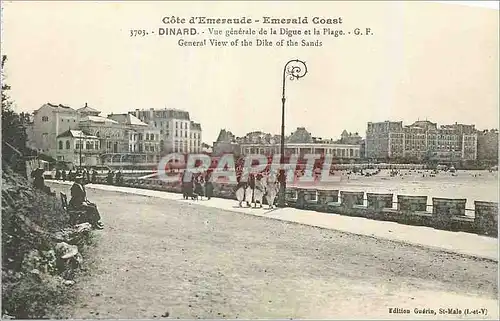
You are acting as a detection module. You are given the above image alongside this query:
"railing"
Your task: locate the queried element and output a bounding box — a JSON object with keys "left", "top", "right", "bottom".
{"left": 54, "top": 176, "right": 498, "bottom": 237}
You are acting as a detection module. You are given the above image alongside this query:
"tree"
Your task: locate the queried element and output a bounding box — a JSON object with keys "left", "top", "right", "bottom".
{"left": 2, "top": 55, "right": 28, "bottom": 176}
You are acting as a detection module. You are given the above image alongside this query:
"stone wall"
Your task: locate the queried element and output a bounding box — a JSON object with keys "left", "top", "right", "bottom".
{"left": 87, "top": 177, "right": 497, "bottom": 237}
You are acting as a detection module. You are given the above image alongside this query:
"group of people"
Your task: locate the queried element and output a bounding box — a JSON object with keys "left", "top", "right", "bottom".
{"left": 106, "top": 170, "right": 124, "bottom": 185}
{"left": 234, "top": 170, "right": 280, "bottom": 208}
{"left": 181, "top": 170, "right": 214, "bottom": 200}
{"left": 55, "top": 168, "right": 97, "bottom": 184}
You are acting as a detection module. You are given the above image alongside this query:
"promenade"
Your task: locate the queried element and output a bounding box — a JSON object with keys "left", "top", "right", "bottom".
{"left": 46, "top": 180, "right": 498, "bottom": 319}
{"left": 48, "top": 180, "right": 498, "bottom": 262}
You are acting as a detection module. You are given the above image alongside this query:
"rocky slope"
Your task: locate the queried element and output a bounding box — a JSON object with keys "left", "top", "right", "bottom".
{"left": 2, "top": 166, "right": 93, "bottom": 319}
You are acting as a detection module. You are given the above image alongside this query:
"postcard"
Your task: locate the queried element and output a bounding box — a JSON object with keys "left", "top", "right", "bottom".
{"left": 1, "top": 1, "right": 498, "bottom": 319}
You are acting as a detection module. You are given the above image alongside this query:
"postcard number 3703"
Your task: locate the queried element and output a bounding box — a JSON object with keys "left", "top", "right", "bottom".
{"left": 130, "top": 29, "right": 149, "bottom": 37}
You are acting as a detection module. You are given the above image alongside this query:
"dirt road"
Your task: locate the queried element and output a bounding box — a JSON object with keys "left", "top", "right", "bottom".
{"left": 52, "top": 185, "right": 498, "bottom": 319}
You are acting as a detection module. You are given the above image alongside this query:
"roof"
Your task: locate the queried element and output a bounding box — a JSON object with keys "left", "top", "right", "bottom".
{"left": 56, "top": 129, "right": 98, "bottom": 139}
{"left": 108, "top": 113, "right": 148, "bottom": 126}
{"left": 79, "top": 115, "right": 119, "bottom": 124}
{"left": 46, "top": 103, "right": 73, "bottom": 109}
{"left": 34, "top": 103, "right": 76, "bottom": 114}
{"left": 287, "top": 127, "right": 313, "bottom": 144}
{"left": 215, "top": 129, "right": 235, "bottom": 143}
{"left": 190, "top": 121, "right": 201, "bottom": 131}
{"left": 77, "top": 103, "right": 101, "bottom": 115}
{"left": 131, "top": 108, "right": 191, "bottom": 120}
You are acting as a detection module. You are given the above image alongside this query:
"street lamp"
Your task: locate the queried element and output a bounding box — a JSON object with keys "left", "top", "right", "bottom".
{"left": 278, "top": 59, "right": 308, "bottom": 208}
{"left": 79, "top": 134, "right": 83, "bottom": 170}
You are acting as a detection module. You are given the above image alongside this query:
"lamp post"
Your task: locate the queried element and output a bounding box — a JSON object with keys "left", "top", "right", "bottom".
{"left": 278, "top": 59, "right": 308, "bottom": 208}
{"left": 79, "top": 134, "right": 83, "bottom": 170}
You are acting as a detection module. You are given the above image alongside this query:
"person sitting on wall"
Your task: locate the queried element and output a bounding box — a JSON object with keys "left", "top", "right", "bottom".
{"left": 69, "top": 175, "right": 104, "bottom": 229}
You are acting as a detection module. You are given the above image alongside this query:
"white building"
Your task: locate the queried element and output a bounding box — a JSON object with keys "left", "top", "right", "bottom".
{"left": 55, "top": 129, "right": 100, "bottom": 168}
{"left": 130, "top": 108, "right": 202, "bottom": 154}
{"left": 108, "top": 113, "right": 161, "bottom": 163}
{"left": 28, "top": 103, "right": 79, "bottom": 157}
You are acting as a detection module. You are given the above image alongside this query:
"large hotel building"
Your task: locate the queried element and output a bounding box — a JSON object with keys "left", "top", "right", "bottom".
{"left": 365, "top": 120, "right": 478, "bottom": 161}
{"left": 130, "top": 108, "right": 202, "bottom": 154}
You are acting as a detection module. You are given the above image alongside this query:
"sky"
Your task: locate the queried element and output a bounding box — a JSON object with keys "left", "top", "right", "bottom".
{"left": 2, "top": 1, "right": 498, "bottom": 144}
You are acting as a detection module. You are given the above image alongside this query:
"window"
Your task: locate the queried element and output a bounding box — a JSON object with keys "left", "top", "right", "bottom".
{"left": 66, "top": 141, "right": 70, "bottom": 149}
{"left": 59, "top": 141, "right": 63, "bottom": 149}
{"left": 42, "top": 116, "right": 49, "bottom": 122}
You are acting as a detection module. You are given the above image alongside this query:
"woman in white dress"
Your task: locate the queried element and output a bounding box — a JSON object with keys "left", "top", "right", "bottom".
{"left": 253, "top": 175, "right": 265, "bottom": 208}
{"left": 265, "top": 172, "right": 278, "bottom": 209}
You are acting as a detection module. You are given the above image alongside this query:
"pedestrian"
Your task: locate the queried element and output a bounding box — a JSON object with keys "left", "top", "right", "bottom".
{"left": 115, "top": 170, "right": 122, "bottom": 186}
{"left": 235, "top": 173, "right": 247, "bottom": 207}
{"left": 204, "top": 171, "right": 214, "bottom": 200}
{"left": 194, "top": 175, "right": 204, "bottom": 200}
{"left": 244, "top": 173, "right": 255, "bottom": 207}
{"left": 61, "top": 169, "right": 67, "bottom": 181}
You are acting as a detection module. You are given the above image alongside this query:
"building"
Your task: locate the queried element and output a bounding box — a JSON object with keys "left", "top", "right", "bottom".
{"left": 365, "top": 121, "right": 403, "bottom": 159}
{"left": 201, "top": 143, "right": 213, "bottom": 153}
{"left": 235, "top": 127, "right": 362, "bottom": 159}
{"left": 212, "top": 129, "right": 240, "bottom": 155}
{"left": 55, "top": 129, "right": 100, "bottom": 168}
{"left": 78, "top": 106, "right": 128, "bottom": 155}
{"left": 107, "top": 113, "right": 161, "bottom": 164}
{"left": 27, "top": 103, "right": 79, "bottom": 157}
{"left": 339, "top": 130, "right": 363, "bottom": 145}
{"left": 130, "top": 108, "right": 202, "bottom": 154}
{"left": 365, "top": 120, "right": 478, "bottom": 162}
{"left": 477, "top": 129, "right": 499, "bottom": 162}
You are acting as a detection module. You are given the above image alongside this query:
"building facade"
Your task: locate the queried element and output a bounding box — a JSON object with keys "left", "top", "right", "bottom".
{"left": 55, "top": 130, "right": 100, "bottom": 168}
{"left": 366, "top": 120, "right": 478, "bottom": 162}
{"left": 130, "top": 108, "right": 202, "bottom": 154}
{"left": 214, "top": 127, "right": 362, "bottom": 159}
{"left": 108, "top": 113, "right": 161, "bottom": 164}
{"left": 477, "top": 129, "right": 499, "bottom": 162}
{"left": 28, "top": 103, "right": 80, "bottom": 157}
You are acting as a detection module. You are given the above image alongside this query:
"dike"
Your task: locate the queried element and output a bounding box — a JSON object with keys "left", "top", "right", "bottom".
{"left": 1, "top": 166, "right": 95, "bottom": 319}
